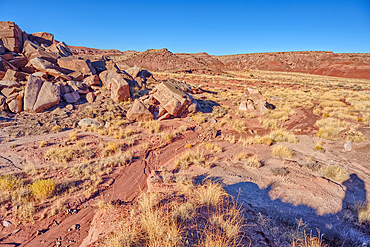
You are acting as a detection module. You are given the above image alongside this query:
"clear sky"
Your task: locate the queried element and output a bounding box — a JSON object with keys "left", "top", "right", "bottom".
{"left": 0, "top": 0, "right": 369, "bottom": 55}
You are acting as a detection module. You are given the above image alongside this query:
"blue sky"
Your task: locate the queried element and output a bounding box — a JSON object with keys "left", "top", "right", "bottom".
{"left": 0, "top": 0, "right": 369, "bottom": 55}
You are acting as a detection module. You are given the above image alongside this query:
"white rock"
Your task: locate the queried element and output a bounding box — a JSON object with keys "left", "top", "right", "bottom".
{"left": 344, "top": 141, "right": 352, "bottom": 152}
{"left": 3, "top": 220, "right": 11, "bottom": 227}
{"left": 78, "top": 118, "right": 103, "bottom": 128}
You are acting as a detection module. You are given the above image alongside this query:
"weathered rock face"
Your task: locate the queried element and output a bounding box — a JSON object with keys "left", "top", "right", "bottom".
{"left": 238, "top": 88, "right": 271, "bottom": 113}
{"left": 78, "top": 118, "right": 103, "bottom": 128}
{"left": 24, "top": 75, "right": 43, "bottom": 111}
{"left": 57, "top": 57, "right": 95, "bottom": 75}
{"left": 9, "top": 56, "right": 28, "bottom": 69}
{"left": 0, "top": 21, "right": 25, "bottom": 53}
{"left": 33, "top": 81, "right": 60, "bottom": 113}
{"left": 29, "top": 57, "right": 57, "bottom": 71}
{"left": 86, "top": 92, "right": 95, "bottom": 103}
{"left": 127, "top": 99, "right": 153, "bottom": 121}
{"left": 99, "top": 70, "right": 130, "bottom": 102}
{"left": 0, "top": 57, "right": 17, "bottom": 72}
{"left": 150, "top": 81, "right": 193, "bottom": 117}
{"left": 29, "top": 32, "right": 54, "bottom": 47}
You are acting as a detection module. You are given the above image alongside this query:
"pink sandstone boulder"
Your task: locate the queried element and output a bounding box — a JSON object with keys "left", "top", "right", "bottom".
{"left": 126, "top": 99, "right": 153, "bottom": 121}
{"left": 63, "top": 91, "right": 80, "bottom": 103}
{"left": 24, "top": 75, "right": 43, "bottom": 111}
{"left": 99, "top": 70, "right": 130, "bottom": 102}
{"left": 0, "top": 21, "right": 25, "bottom": 53}
{"left": 33, "top": 81, "right": 60, "bottom": 112}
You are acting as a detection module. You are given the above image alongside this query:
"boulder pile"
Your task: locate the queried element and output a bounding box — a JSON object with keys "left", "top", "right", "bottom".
{"left": 0, "top": 21, "right": 198, "bottom": 120}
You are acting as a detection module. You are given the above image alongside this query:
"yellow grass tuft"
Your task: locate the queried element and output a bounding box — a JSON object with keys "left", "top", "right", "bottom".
{"left": 30, "top": 179, "right": 56, "bottom": 199}
{"left": 174, "top": 150, "right": 209, "bottom": 169}
{"left": 319, "top": 165, "right": 347, "bottom": 183}
{"left": 272, "top": 145, "right": 294, "bottom": 159}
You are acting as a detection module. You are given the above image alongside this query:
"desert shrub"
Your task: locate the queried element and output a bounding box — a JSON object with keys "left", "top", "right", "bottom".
{"left": 174, "top": 151, "right": 208, "bottom": 169}
{"left": 292, "top": 229, "right": 328, "bottom": 247}
{"left": 245, "top": 155, "right": 261, "bottom": 168}
{"left": 196, "top": 181, "right": 228, "bottom": 207}
{"left": 191, "top": 112, "right": 207, "bottom": 124}
{"left": 52, "top": 125, "right": 62, "bottom": 133}
{"left": 138, "top": 120, "right": 161, "bottom": 133}
{"left": 268, "top": 129, "right": 298, "bottom": 143}
{"left": 314, "top": 141, "right": 325, "bottom": 152}
{"left": 39, "top": 140, "right": 47, "bottom": 148}
{"left": 242, "top": 135, "right": 273, "bottom": 146}
{"left": 315, "top": 117, "right": 349, "bottom": 140}
{"left": 319, "top": 165, "right": 347, "bottom": 183}
{"left": 204, "top": 142, "right": 223, "bottom": 153}
{"left": 68, "top": 131, "right": 78, "bottom": 141}
{"left": 272, "top": 145, "right": 293, "bottom": 159}
{"left": 30, "top": 179, "right": 56, "bottom": 199}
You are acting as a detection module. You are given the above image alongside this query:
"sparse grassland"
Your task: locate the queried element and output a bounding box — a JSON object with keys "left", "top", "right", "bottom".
{"left": 315, "top": 117, "right": 349, "bottom": 140}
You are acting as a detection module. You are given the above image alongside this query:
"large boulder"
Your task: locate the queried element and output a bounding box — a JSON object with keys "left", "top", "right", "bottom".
{"left": 150, "top": 81, "right": 194, "bottom": 117}
{"left": 57, "top": 57, "right": 96, "bottom": 75}
{"left": 9, "top": 56, "right": 28, "bottom": 69}
{"left": 127, "top": 99, "right": 153, "bottom": 122}
{"left": 24, "top": 75, "right": 43, "bottom": 111}
{"left": 99, "top": 70, "right": 130, "bottom": 102}
{"left": 0, "top": 21, "right": 25, "bottom": 53}
{"left": 83, "top": 74, "right": 100, "bottom": 87}
{"left": 29, "top": 57, "right": 58, "bottom": 71}
{"left": 33, "top": 81, "right": 60, "bottom": 112}
{"left": 29, "top": 32, "right": 54, "bottom": 47}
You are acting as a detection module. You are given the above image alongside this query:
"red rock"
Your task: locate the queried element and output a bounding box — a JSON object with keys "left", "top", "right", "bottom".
{"left": 0, "top": 57, "right": 17, "bottom": 72}
{"left": 29, "top": 32, "right": 54, "bottom": 47}
{"left": 33, "top": 81, "right": 60, "bottom": 112}
{"left": 0, "top": 21, "right": 25, "bottom": 53}
{"left": 2, "top": 69, "right": 28, "bottom": 82}
{"left": 46, "top": 69, "right": 71, "bottom": 81}
{"left": 83, "top": 74, "right": 100, "bottom": 87}
{"left": 9, "top": 56, "right": 28, "bottom": 69}
{"left": 67, "top": 81, "right": 89, "bottom": 94}
{"left": 7, "top": 93, "right": 23, "bottom": 113}
{"left": 99, "top": 70, "right": 130, "bottom": 102}
{"left": 150, "top": 81, "right": 193, "bottom": 117}
{"left": 0, "top": 53, "right": 13, "bottom": 60}
{"left": 157, "top": 112, "right": 171, "bottom": 121}
{"left": 69, "top": 71, "right": 84, "bottom": 81}
{"left": 1, "top": 87, "right": 16, "bottom": 97}
{"left": 29, "top": 57, "right": 57, "bottom": 71}
{"left": 86, "top": 92, "right": 95, "bottom": 103}
{"left": 57, "top": 57, "right": 96, "bottom": 75}
{"left": 46, "top": 41, "right": 72, "bottom": 57}
{"left": 63, "top": 91, "right": 80, "bottom": 103}
{"left": 24, "top": 75, "right": 43, "bottom": 111}
{"left": 126, "top": 99, "right": 153, "bottom": 121}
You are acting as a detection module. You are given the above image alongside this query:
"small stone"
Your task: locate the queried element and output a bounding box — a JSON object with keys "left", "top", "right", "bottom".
{"left": 344, "top": 141, "right": 352, "bottom": 152}
{"left": 3, "top": 220, "right": 11, "bottom": 227}
{"left": 66, "top": 104, "right": 73, "bottom": 111}
{"left": 86, "top": 92, "right": 95, "bottom": 103}
{"left": 78, "top": 118, "right": 103, "bottom": 128}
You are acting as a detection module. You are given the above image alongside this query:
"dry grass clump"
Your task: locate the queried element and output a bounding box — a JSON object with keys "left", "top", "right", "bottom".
{"left": 45, "top": 145, "right": 95, "bottom": 163}
{"left": 318, "top": 165, "right": 347, "bottom": 183}
{"left": 104, "top": 179, "right": 243, "bottom": 247}
{"left": 191, "top": 112, "right": 207, "bottom": 124}
{"left": 242, "top": 135, "right": 273, "bottom": 146}
{"left": 52, "top": 125, "right": 62, "bottom": 133}
{"left": 236, "top": 110, "right": 256, "bottom": 119}
{"left": 68, "top": 131, "right": 78, "bottom": 141}
{"left": 211, "top": 106, "right": 227, "bottom": 118}
{"left": 102, "top": 142, "right": 121, "bottom": 157}
{"left": 30, "top": 179, "right": 56, "bottom": 199}
{"left": 39, "top": 140, "right": 47, "bottom": 148}
{"left": 203, "top": 142, "right": 223, "bottom": 153}
{"left": 292, "top": 230, "right": 328, "bottom": 247}
{"left": 314, "top": 141, "right": 325, "bottom": 152}
{"left": 259, "top": 118, "right": 280, "bottom": 129}
{"left": 174, "top": 150, "right": 209, "bottom": 169}
{"left": 245, "top": 155, "right": 262, "bottom": 168}
{"left": 319, "top": 100, "right": 346, "bottom": 108}
{"left": 345, "top": 130, "right": 365, "bottom": 142}
{"left": 229, "top": 120, "right": 248, "bottom": 133}
{"left": 272, "top": 145, "right": 294, "bottom": 159}
{"left": 268, "top": 129, "right": 298, "bottom": 143}
{"left": 138, "top": 120, "right": 161, "bottom": 133}
{"left": 315, "top": 117, "right": 349, "bottom": 140}
{"left": 357, "top": 203, "right": 370, "bottom": 223}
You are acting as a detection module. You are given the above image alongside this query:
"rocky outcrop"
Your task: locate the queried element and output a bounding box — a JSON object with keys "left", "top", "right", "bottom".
{"left": 28, "top": 32, "right": 54, "bottom": 47}
{"left": 127, "top": 99, "right": 153, "bottom": 121}
{"left": 238, "top": 88, "right": 274, "bottom": 113}
{"left": 6, "top": 92, "right": 23, "bottom": 113}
